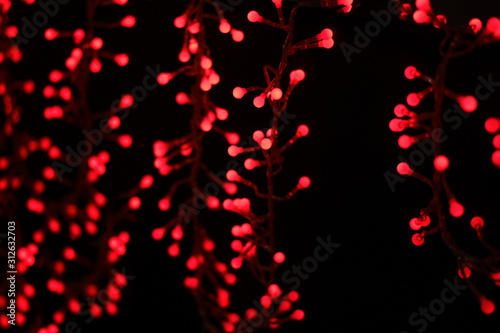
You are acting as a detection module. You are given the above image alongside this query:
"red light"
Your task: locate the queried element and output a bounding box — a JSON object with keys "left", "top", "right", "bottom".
{"left": 140, "top": 175, "right": 153, "bottom": 189}
{"left": 247, "top": 11, "right": 262, "bottom": 23}
{"left": 158, "top": 197, "right": 171, "bottom": 211}
{"left": 5, "top": 26, "right": 17, "bottom": 38}
{"left": 412, "top": 233, "right": 425, "bottom": 246}
{"left": 244, "top": 158, "right": 257, "bottom": 170}
{"left": 59, "top": 86, "right": 72, "bottom": 101}
{"left": 200, "top": 56, "right": 212, "bottom": 69}
{"left": 49, "top": 70, "right": 64, "bottom": 83}
{"left": 89, "top": 58, "right": 102, "bottom": 73}
{"left": 73, "top": 29, "right": 85, "bottom": 43}
{"left": 233, "top": 87, "right": 247, "bottom": 99}
{"left": 226, "top": 170, "right": 240, "bottom": 182}
{"left": 409, "top": 218, "right": 421, "bottom": 231}
{"left": 290, "top": 69, "right": 305, "bottom": 83}
{"left": 413, "top": 10, "right": 431, "bottom": 24}
{"left": 397, "top": 162, "right": 412, "bottom": 175}
{"left": 175, "top": 92, "right": 190, "bottom": 105}
{"left": 394, "top": 104, "right": 409, "bottom": 117}
{"left": 469, "top": 18, "right": 483, "bottom": 34}
{"left": 118, "top": 134, "right": 133, "bottom": 148}
{"left": 231, "top": 29, "right": 244, "bottom": 42}
{"left": 215, "top": 107, "right": 228, "bottom": 120}
{"left": 128, "top": 196, "right": 141, "bottom": 210}
{"left": 270, "top": 88, "right": 283, "bottom": 100}
{"left": 114, "top": 54, "right": 129, "bottom": 66}
{"left": 449, "top": 199, "right": 464, "bottom": 218}
{"left": 179, "top": 48, "right": 191, "bottom": 62}
{"left": 174, "top": 15, "right": 187, "bottom": 28}
{"left": 485, "top": 117, "right": 500, "bottom": 133}
{"left": 44, "top": 28, "right": 58, "bottom": 40}
{"left": 157, "top": 73, "right": 173, "bottom": 85}
{"left": 253, "top": 94, "right": 266, "bottom": 108}
{"left": 90, "top": 37, "right": 103, "bottom": 50}
{"left": 297, "top": 124, "right": 309, "bottom": 137}
{"left": 152, "top": 228, "right": 166, "bottom": 241}
{"left": 407, "top": 93, "right": 420, "bottom": 106}
{"left": 485, "top": 17, "right": 500, "bottom": 37}
{"left": 404, "top": 66, "right": 419, "bottom": 80}
{"left": 291, "top": 309, "right": 305, "bottom": 321}
{"left": 120, "top": 94, "right": 134, "bottom": 108}
{"left": 108, "top": 116, "right": 121, "bottom": 130}
{"left": 415, "top": 0, "right": 431, "bottom": 11}
{"left": 188, "top": 22, "right": 200, "bottom": 34}
{"left": 274, "top": 252, "right": 285, "bottom": 263}
{"left": 398, "top": 135, "right": 412, "bottom": 149}
{"left": 219, "top": 19, "right": 231, "bottom": 33}
{"left": 63, "top": 247, "right": 76, "bottom": 261}
{"left": 457, "top": 95, "right": 477, "bottom": 112}
{"left": 231, "top": 257, "right": 242, "bottom": 269}
{"left": 434, "top": 155, "right": 449, "bottom": 171}
{"left": 458, "top": 267, "right": 471, "bottom": 279}
{"left": 480, "top": 297, "right": 495, "bottom": 315}
{"left": 260, "top": 138, "right": 272, "bottom": 150}
{"left": 226, "top": 133, "right": 240, "bottom": 144}
{"left": 298, "top": 176, "right": 311, "bottom": 189}
{"left": 184, "top": 277, "right": 199, "bottom": 289}
{"left": 171, "top": 225, "right": 183, "bottom": 240}
{"left": 471, "top": 216, "right": 484, "bottom": 230}
{"left": 121, "top": 15, "right": 136, "bottom": 28}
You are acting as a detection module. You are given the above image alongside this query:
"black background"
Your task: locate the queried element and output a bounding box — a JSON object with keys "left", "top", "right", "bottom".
{"left": 7, "top": 0, "right": 500, "bottom": 332}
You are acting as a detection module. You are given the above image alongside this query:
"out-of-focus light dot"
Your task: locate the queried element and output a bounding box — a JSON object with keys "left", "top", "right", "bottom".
{"left": 274, "top": 252, "right": 285, "bottom": 264}
{"left": 174, "top": 15, "right": 187, "bottom": 28}
{"left": 44, "top": 28, "right": 58, "bottom": 40}
{"left": 469, "top": 18, "right": 483, "bottom": 34}
{"left": 404, "top": 66, "right": 419, "bottom": 80}
{"left": 449, "top": 199, "right": 464, "bottom": 218}
{"left": 175, "top": 92, "right": 190, "bottom": 105}
{"left": 458, "top": 266, "right": 471, "bottom": 279}
{"left": 121, "top": 15, "right": 135, "bottom": 28}
{"left": 168, "top": 243, "right": 180, "bottom": 257}
{"left": 233, "top": 87, "right": 247, "bottom": 99}
{"left": 291, "top": 309, "right": 305, "bottom": 321}
{"left": 398, "top": 135, "right": 412, "bottom": 149}
{"left": 215, "top": 107, "right": 228, "bottom": 121}
{"left": 90, "top": 37, "right": 103, "bottom": 50}
{"left": 247, "top": 11, "right": 262, "bottom": 23}
{"left": 200, "top": 56, "right": 212, "bottom": 69}
{"left": 179, "top": 48, "right": 191, "bottom": 62}
{"left": 471, "top": 216, "right": 484, "bottom": 230}
{"left": 415, "top": 0, "right": 431, "bottom": 12}
{"left": 157, "top": 73, "right": 172, "bottom": 85}
{"left": 118, "top": 134, "right": 133, "bottom": 148}
{"left": 480, "top": 297, "right": 495, "bottom": 315}
{"left": 108, "top": 116, "right": 121, "bottom": 130}
{"left": 114, "top": 54, "right": 129, "bottom": 66}
{"left": 297, "top": 124, "right": 309, "bottom": 137}
{"left": 407, "top": 93, "right": 420, "bottom": 106}
{"left": 458, "top": 95, "right": 477, "bottom": 112}
{"left": 290, "top": 69, "right": 305, "bottom": 82}
{"left": 188, "top": 22, "right": 200, "bottom": 34}
{"left": 298, "top": 176, "right": 311, "bottom": 189}
{"left": 412, "top": 233, "right": 424, "bottom": 246}
{"left": 413, "top": 10, "right": 431, "bottom": 24}
{"left": 89, "top": 58, "right": 102, "bottom": 73}
{"left": 253, "top": 94, "right": 266, "bottom": 108}
{"left": 226, "top": 133, "right": 240, "bottom": 145}
{"left": 63, "top": 247, "right": 76, "bottom": 261}
{"left": 485, "top": 117, "right": 500, "bottom": 133}
{"left": 492, "top": 150, "right": 500, "bottom": 168}
{"left": 260, "top": 138, "right": 272, "bottom": 150}
{"left": 231, "top": 29, "right": 244, "bottom": 42}
{"left": 219, "top": 19, "right": 231, "bottom": 33}
{"left": 397, "top": 162, "right": 411, "bottom": 175}
{"left": 231, "top": 257, "right": 242, "bottom": 269}
{"left": 434, "top": 155, "right": 449, "bottom": 171}
{"left": 140, "top": 175, "right": 153, "bottom": 189}
{"left": 128, "top": 196, "right": 141, "bottom": 210}
{"left": 152, "top": 228, "right": 165, "bottom": 241}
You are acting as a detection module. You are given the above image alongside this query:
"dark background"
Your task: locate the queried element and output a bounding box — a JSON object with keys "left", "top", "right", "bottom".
{"left": 8, "top": 0, "right": 500, "bottom": 332}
